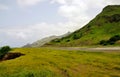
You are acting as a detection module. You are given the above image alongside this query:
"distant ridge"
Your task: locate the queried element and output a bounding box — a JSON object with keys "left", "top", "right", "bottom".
{"left": 23, "top": 32, "right": 71, "bottom": 47}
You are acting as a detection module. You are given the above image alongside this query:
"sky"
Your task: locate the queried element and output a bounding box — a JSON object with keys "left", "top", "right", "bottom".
{"left": 0, "top": 0, "right": 120, "bottom": 47}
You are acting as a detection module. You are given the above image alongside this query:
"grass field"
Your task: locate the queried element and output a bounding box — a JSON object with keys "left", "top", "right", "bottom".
{"left": 0, "top": 48, "right": 120, "bottom": 77}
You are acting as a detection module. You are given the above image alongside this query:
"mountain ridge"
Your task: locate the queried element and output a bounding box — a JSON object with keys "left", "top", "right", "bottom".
{"left": 23, "top": 32, "right": 71, "bottom": 47}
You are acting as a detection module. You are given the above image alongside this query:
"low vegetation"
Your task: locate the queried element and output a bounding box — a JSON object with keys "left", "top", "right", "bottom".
{"left": 100, "top": 35, "right": 120, "bottom": 45}
{"left": 0, "top": 48, "right": 119, "bottom": 77}
{"left": 0, "top": 46, "right": 11, "bottom": 59}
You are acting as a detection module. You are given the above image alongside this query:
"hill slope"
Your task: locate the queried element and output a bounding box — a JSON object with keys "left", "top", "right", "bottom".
{"left": 44, "top": 5, "right": 120, "bottom": 47}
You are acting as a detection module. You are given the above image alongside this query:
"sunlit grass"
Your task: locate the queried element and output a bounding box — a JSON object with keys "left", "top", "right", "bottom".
{"left": 0, "top": 47, "right": 120, "bottom": 77}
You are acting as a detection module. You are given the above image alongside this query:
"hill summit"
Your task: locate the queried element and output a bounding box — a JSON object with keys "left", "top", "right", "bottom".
{"left": 44, "top": 5, "right": 120, "bottom": 47}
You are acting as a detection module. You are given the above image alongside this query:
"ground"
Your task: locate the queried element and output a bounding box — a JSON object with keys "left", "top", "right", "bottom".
{"left": 0, "top": 47, "right": 120, "bottom": 77}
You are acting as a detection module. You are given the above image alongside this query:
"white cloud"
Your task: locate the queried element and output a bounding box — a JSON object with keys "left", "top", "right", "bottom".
{"left": 0, "top": 22, "right": 74, "bottom": 46}
{"left": 7, "top": 32, "right": 27, "bottom": 39}
{"left": 109, "top": 0, "right": 120, "bottom": 5}
{"left": 51, "top": 0, "right": 66, "bottom": 4}
{"left": 0, "top": 4, "right": 8, "bottom": 10}
{"left": 52, "top": 0, "right": 120, "bottom": 27}
{"left": 17, "top": 0, "right": 44, "bottom": 7}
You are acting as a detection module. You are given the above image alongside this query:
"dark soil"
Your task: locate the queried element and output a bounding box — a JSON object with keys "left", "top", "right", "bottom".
{"left": 0, "top": 52, "right": 25, "bottom": 61}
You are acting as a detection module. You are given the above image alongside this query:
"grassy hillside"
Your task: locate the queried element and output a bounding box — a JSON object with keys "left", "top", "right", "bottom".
{"left": 45, "top": 5, "right": 120, "bottom": 47}
{"left": 0, "top": 48, "right": 120, "bottom": 77}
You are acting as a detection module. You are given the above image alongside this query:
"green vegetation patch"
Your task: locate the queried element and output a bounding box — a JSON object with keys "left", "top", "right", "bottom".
{"left": 0, "top": 46, "right": 11, "bottom": 59}
{"left": 99, "top": 35, "right": 120, "bottom": 45}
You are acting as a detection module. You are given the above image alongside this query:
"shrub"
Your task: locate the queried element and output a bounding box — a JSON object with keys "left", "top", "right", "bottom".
{"left": 105, "top": 14, "right": 120, "bottom": 23}
{"left": 0, "top": 46, "right": 11, "bottom": 59}
{"left": 99, "top": 40, "right": 107, "bottom": 45}
{"left": 52, "top": 39, "right": 60, "bottom": 43}
{"left": 99, "top": 35, "right": 120, "bottom": 45}
{"left": 72, "top": 34, "right": 80, "bottom": 40}
{"left": 66, "top": 39, "right": 70, "bottom": 42}
{"left": 109, "top": 35, "right": 120, "bottom": 42}
{"left": 109, "top": 14, "right": 120, "bottom": 23}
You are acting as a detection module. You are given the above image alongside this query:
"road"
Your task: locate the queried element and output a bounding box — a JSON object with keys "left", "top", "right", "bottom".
{"left": 52, "top": 47, "right": 120, "bottom": 52}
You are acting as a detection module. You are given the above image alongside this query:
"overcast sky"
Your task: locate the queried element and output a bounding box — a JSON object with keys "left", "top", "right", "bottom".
{"left": 0, "top": 0, "right": 120, "bottom": 47}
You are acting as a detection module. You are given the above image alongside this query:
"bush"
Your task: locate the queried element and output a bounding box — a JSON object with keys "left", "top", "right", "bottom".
{"left": 99, "top": 35, "right": 120, "bottom": 45}
{"left": 66, "top": 39, "right": 70, "bottom": 42}
{"left": 99, "top": 40, "right": 107, "bottom": 45}
{"left": 0, "top": 46, "right": 11, "bottom": 59}
{"left": 72, "top": 34, "right": 80, "bottom": 40}
{"left": 109, "top": 14, "right": 120, "bottom": 23}
{"left": 109, "top": 35, "right": 120, "bottom": 42}
{"left": 105, "top": 14, "right": 120, "bottom": 23}
{"left": 51, "top": 39, "right": 61, "bottom": 43}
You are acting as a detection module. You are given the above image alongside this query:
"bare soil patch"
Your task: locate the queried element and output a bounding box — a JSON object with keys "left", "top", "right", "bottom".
{"left": 0, "top": 52, "right": 25, "bottom": 61}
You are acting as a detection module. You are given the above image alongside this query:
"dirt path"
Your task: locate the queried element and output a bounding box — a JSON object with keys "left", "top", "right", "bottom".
{"left": 52, "top": 47, "right": 120, "bottom": 52}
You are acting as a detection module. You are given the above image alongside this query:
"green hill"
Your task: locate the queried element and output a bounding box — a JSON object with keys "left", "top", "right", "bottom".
{"left": 44, "top": 5, "right": 120, "bottom": 47}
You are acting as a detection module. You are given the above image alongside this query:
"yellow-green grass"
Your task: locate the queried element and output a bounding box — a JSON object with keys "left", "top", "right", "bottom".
{"left": 0, "top": 48, "right": 120, "bottom": 77}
